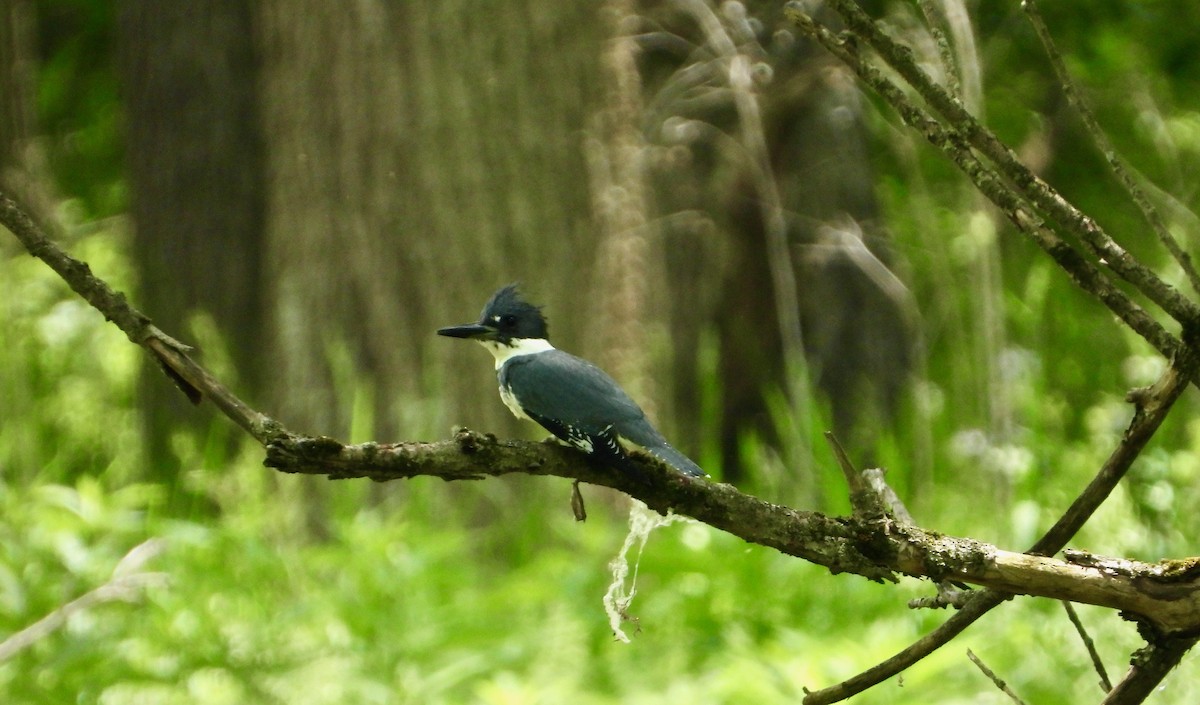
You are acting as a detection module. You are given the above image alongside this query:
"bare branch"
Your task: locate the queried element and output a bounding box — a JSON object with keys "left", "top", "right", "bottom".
{"left": 806, "top": 0, "right": 1200, "bottom": 329}
{"left": 1022, "top": 0, "right": 1200, "bottom": 298}
{"left": 1030, "top": 361, "right": 1191, "bottom": 556}
{"left": 267, "top": 427, "right": 1200, "bottom": 636}
{"left": 0, "top": 190, "right": 284, "bottom": 445}
{"left": 0, "top": 192, "right": 154, "bottom": 345}
{"left": 1061, "top": 601, "right": 1113, "bottom": 693}
{"left": 8, "top": 189, "right": 1200, "bottom": 638}
{"left": 0, "top": 539, "right": 168, "bottom": 662}
{"left": 967, "top": 649, "right": 1030, "bottom": 705}
{"left": 803, "top": 590, "right": 1009, "bottom": 704}
{"left": 824, "top": 431, "right": 865, "bottom": 497}
{"left": 776, "top": 5, "right": 1200, "bottom": 700}
{"left": 801, "top": 339, "right": 1192, "bottom": 703}
{"left": 783, "top": 5, "right": 1185, "bottom": 368}
{"left": 913, "top": 0, "right": 961, "bottom": 99}
{"left": 1102, "top": 636, "right": 1200, "bottom": 705}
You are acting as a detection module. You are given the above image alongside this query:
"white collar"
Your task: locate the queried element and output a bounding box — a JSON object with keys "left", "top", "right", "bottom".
{"left": 480, "top": 338, "right": 555, "bottom": 369}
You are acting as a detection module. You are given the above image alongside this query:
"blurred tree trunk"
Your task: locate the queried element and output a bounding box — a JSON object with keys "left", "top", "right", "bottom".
{"left": 117, "top": 1, "right": 266, "bottom": 481}
{"left": 117, "top": 0, "right": 609, "bottom": 508}
{"left": 0, "top": 0, "right": 54, "bottom": 218}
{"left": 255, "top": 1, "right": 606, "bottom": 448}
{"left": 0, "top": 0, "right": 34, "bottom": 171}
{"left": 640, "top": 1, "right": 914, "bottom": 494}
{"left": 121, "top": 0, "right": 909, "bottom": 502}
{"left": 251, "top": 1, "right": 610, "bottom": 532}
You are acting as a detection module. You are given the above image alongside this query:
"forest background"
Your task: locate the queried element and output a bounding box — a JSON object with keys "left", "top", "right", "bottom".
{"left": 3, "top": 0, "right": 1200, "bottom": 703}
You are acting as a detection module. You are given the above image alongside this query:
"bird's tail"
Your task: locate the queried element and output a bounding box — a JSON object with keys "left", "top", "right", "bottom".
{"left": 645, "top": 442, "right": 707, "bottom": 478}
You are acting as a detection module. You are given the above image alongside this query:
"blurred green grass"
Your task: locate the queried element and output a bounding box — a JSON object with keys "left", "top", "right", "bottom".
{"left": 4, "top": 216, "right": 1200, "bottom": 703}
{"left": 8, "top": 2, "right": 1200, "bottom": 698}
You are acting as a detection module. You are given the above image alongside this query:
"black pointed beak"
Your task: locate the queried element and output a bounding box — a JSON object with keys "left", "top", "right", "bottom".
{"left": 437, "top": 322, "right": 497, "bottom": 340}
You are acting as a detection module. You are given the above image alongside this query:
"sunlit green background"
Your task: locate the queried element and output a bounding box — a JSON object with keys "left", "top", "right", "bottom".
{"left": 5, "top": 1, "right": 1200, "bottom": 703}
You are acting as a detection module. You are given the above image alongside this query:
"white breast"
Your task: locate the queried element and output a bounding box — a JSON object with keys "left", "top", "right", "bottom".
{"left": 498, "top": 383, "right": 531, "bottom": 421}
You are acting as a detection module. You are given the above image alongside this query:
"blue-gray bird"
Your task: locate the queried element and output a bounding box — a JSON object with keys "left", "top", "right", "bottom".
{"left": 438, "top": 285, "right": 707, "bottom": 478}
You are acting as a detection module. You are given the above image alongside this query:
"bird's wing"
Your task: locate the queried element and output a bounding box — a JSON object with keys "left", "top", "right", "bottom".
{"left": 522, "top": 409, "right": 623, "bottom": 457}
{"left": 502, "top": 350, "right": 706, "bottom": 477}
{"left": 500, "top": 350, "right": 648, "bottom": 437}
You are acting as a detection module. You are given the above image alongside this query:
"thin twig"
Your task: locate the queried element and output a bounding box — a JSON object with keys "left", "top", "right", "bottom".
{"left": 0, "top": 539, "right": 168, "bottom": 662}
{"left": 0, "top": 193, "right": 153, "bottom": 344}
{"left": 1061, "top": 600, "right": 1112, "bottom": 693}
{"left": 966, "top": 649, "right": 1030, "bottom": 705}
{"left": 826, "top": 433, "right": 892, "bottom": 519}
{"left": 0, "top": 191, "right": 283, "bottom": 445}
{"left": 1022, "top": 0, "right": 1200, "bottom": 298}
{"left": 913, "top": 0, "right": 961, "bottom": 99}
{"left": 1029, "top": 361, "right": 1191, "bottom": 555}
{"left": 939, "top": 0, "right": 983, "bottom": 113}
{"left": 824, "top": 431, "right": 864, "bottom": 496}
{"left": 802, "top": 590, "right": 1008, "bottom": 704}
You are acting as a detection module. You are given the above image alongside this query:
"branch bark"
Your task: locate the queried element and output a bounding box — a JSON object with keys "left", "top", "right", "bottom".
{"left": 5, "top": 189, "right": 1200, "bottom": 645}
{"left": 801, "top": 0, "right": 1200, "bottom": 330}
{"left": 780, "top": 4, "right": 1200, "bottom": 702}
{"left": 1021, "top": 0, "right": 1200, "bottom": 299}
{"left": 783, "top": 5, "right": 1187, "bottom": 369}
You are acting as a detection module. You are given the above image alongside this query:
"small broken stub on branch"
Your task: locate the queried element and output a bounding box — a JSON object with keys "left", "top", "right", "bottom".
{"left": 572, "top": 479, "right": 587, "bottom": 521}
{"left": 157, "top": 357, "right": 202, "bottom": 404}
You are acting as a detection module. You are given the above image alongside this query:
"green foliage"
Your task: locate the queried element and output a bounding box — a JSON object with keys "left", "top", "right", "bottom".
{"left": 0, "top": 469, "right": 1194, "bottom": 704}
{"left": 0, "top": 219, "right": 142, "bottom": 488}
{"left": 5, "top": 227, "right": 1200, "bottom": 703}
{"left": 34, "top": 0, "right": 125, "bottom": 217}
{"left": 7, "top": 1, "right": 1200, "bottom": 702}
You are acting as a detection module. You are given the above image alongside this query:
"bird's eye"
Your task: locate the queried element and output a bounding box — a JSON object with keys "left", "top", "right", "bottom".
{"left": 500, "top": 314, "right": 517, "bottom": 327}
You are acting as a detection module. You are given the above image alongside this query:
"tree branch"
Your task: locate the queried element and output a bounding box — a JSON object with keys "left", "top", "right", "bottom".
{"left": 0, "top": 539, "right": 168, "bottom": 662}
{"left": 1061, "top": 600, "right": 1113, "bottom": 693}
{"left": 1102, "top": 635, "right": 1200, "bottom": 705}
{"left": 967, "top": 649, "right": 1030, "bottom": 705}
{"left": 806, "top": 0, "right": 1200, "bottom": 330}
{"left": 6, "top": 188, "right": 1200, "bottom": 640}
{"left": 803, "top": 590, "right": 1009, "bottom": 704}
{"left": 268, "top": 428, "right": 1200, "bottom": 633}
{"left": 1, "top": 191, "right": 284, "bottom": 445}
{"left": 783, "top": 5, "right": 1186, "bottom": 369}
{"left": 778, "top": 5, "right": 1200, "bottom": 700}
{"left": 1021, "top": 0, "right": 1200, "bottom": 299}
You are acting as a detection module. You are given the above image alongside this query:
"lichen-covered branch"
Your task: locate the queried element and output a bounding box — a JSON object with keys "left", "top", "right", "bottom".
{"left": 1021, "top": 0, "right": 1200, "bottom": 300}
{"left": 5, "top": 188, "right": 1200, "bottom": 642}
{"left": 267, "top": 427, "right": 1200, "bottom": 634}
{"left": 777, "top": 5, "right": 1200, "bottom": 702}
{"left": 783, "top": 7, "right": 1185, "bottom": 368}
{"left": 799, "top": 0, "right": 1200, "bottom": 330}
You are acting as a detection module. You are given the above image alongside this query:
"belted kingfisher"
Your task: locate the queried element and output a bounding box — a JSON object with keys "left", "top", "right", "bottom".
{"left": 438, "top": 284, "right": 706, "bottom": 478}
